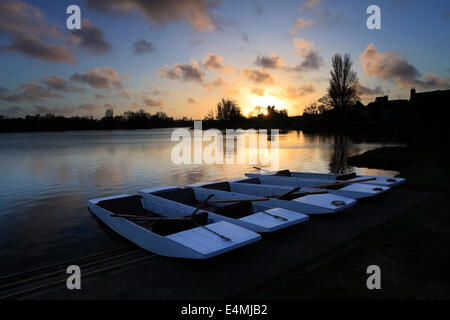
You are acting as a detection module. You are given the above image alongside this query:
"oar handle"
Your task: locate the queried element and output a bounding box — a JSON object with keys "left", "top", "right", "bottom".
{"left": 312, "top": 177, "right": 377, "bottom": 189}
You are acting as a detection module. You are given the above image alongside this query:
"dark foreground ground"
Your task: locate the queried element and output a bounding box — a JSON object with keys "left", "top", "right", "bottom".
{"left": 27, "top": 188, "right": 433, "bottom": 300}
{"left": 238, "top": 145, "right": 450, "bottom": 299}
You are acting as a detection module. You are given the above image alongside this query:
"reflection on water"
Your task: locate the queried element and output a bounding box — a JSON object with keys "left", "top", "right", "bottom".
{"left": 0, "top": 129, "right": 401, "bottom": 273}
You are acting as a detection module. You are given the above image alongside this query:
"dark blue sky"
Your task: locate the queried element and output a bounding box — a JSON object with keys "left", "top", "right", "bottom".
{"left": 1, "top": 0, "right": 449, "bottom": 118}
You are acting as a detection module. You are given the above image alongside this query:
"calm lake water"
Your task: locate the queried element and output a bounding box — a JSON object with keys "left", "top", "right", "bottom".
{"left": 0, "top": 129, "right": 400, "bottom": 273}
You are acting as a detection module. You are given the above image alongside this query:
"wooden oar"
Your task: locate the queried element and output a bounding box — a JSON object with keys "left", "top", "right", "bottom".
{"left": 270, "top": 187, "right": 300, "bottom": 199}
{"left": 253, "top": 166, "right": 274, "bottom": 174}
{"left": 312, "top": 177, "right": 376, "bottom": 189}
{"left": 190, "top": 194, "right": 215, "bottom": 215}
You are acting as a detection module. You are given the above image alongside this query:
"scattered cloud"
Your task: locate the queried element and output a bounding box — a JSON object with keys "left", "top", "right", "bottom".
{"left": 132, "top": 39, "right": 155, "bottom": 54}
{"left": 360, "top": 44, "right": 450, "bottom": 89}
{"left": 203, "top": 77, "right": 226, "bottom": 89}
{"left": 302, "top": 0, "right": 322, "bottom": 10}
{"left": 6, "top": 35, "right": 75, "bottom": 63}
{"left": 71, "top": 19, "right": 112, "bottom": 55}
{"left": 0, "top": 81, "right": 62, "bottom": 102}
{"left": 254, "top": 53, "right": 283, "bottom": 69}
{"left": 357, "top": 84, "right": 384, "bottom": 96}
{"left": 242, "top": 69, "right": 275, "bottom": 84}
{"left": 284, "top": 84, "right": 315, "bottom": 99}
{"left": 143, "top": 98, "right": 163, "bottom": 107}
{"left": 41, "top": 75, "right": 85, "bottom": 93}
{"left": 0, "top": 1, "right": 63, "bottom": 39}
{"left": 85, "top": 0, "right": 221, "bottom": 31}
{"left": 293, "top": 38, "right": 323, "bottom": 71}
{"left": 203, "top": 53, "right": 224, "bottom": 71}
{"left": 159, "top": 60, "right": 205, "bottom": 82}
{"left": 291, "top": 18, "right": 314, "bottom": 35}
{"left": 251, "top": 88, "right": 265, "bottom": 96}
{"left": 71, "top": 66, "right": 129, "bottom": 89}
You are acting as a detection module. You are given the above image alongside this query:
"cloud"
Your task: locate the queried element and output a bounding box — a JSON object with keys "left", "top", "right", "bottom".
{"left": 71, "top": 19, "right": 112, "bottom": 55}
{"left": 85, "top": 0, "right": 221, "bottom": 31}
{"left": 222, "top": 88, "right": 239, "bottom": 96}
{"left": 302, "top": 0, "right": 322, "bottom": 10}
{"left": 254, "top": 53, "right": 283, "bottom": 69}
{"left": 132, "top": 39, "right": 155, "bottom": 54}
{"left": 203, "top": 53, "right": 224, "bottom": 71}
{"left": 296, "top": 50, "right": 323, "bottom": 71}
{"left": 70, "top": 66, "right": 129, "bottom": 89}
{"left": 293, "top": 38, "right": 323, "bottom": 71}
{"left": 203, "top": 53, "right": 234, "bottom": 74}
{"left": 291, "top": 18, "right": 314, "bottom": 34}
{"left": 242, "top": 69, "right": 275, "bottom": 84}
{"left": 214, "top": 16, "right": 249, "bottom": 42}
{"left": 285, "top": 84, "right": 315, "bottom": 99}
{"left": 143, "top": 98, "right": 163, "bottom": 107}
{"left": 251, "top": 88, "right": 265, "bottom": 96}
{"left": 0, "top": 1, "right": 63, "bottom": 39}
{"left": 360, "top": 44, "right": 450, "bottom": 89}
{"left": 6, "top": 35, "right": 75, "bottom": 63}
{"left": 187, "top": 97, "right": 196, "bottom": 104}
{"left": 0, "top": 81, "right": 62, "bottom": 102}
{"left": 293, "top": 38, "right": 314, "bottom": 55}
{"left": 159, "top": 60, "right": 205, "bottom": 82}
{"left": 41, "top": 75, "right": 85, "bottom": 93}
{"left": 357, "top": 84, "right": 384, "bottom": 96}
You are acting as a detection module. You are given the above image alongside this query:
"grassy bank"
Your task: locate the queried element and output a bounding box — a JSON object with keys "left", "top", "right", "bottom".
{"left": 235, "top": 145, "right": 450, "bottom": 299}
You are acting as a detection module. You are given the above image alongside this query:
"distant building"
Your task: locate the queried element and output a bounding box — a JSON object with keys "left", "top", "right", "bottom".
{"left": 410, "top": 88, "right": 450, "bottom": 123}
{"left": 366, "top": 87, "right": 450, "bottom": 122}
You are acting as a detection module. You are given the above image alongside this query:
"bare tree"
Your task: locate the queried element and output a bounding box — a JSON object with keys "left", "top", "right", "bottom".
{"left": 303, "top": 102, "right": 318, "bottom": 115}
{"left": 327, "top": 53, "right": 360, "bottom": 112}
{"left": 105, "top": 108, "right": 114, "bottom": 118}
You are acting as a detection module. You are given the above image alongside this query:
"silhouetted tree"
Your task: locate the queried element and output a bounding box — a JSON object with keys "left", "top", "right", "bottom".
{"left": 216, "top": 98, "right": 243, "bottom": 120}
{"left": 326, "top": 53, "right": 360, "bottom": 112}
{"left": 303, "top": 102, "right": 318, "bottom": 115}
{"left": 105, "top": 108, "right": 114, "bottom": 118}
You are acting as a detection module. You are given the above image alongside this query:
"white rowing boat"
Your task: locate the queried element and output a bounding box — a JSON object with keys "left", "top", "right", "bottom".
{"left": 241, "top": 176, "right": 390, "bottom": 199}
{"left": 88, "top": 194, "right": 261, "bottom": 259}
{"left": 138, "top": 186, "right": 309, "bottom": 233}
{"left": 187, "top": 180, "right": 357, "bottom": 215}
{"left": 248, "top": 168, "right": 405, "bottom": 187}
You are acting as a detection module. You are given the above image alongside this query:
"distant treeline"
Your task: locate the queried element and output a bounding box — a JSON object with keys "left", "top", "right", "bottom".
{"left": 0, "top": 110, "right": 192, "bottom": 132}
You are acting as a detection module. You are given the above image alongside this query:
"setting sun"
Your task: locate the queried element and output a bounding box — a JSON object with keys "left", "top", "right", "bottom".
{"left": 246, "top": 94, "right": 290, "bottom": 116}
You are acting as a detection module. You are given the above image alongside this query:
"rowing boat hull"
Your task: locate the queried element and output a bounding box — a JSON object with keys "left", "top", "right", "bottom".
{"left": 88, "top": 194, "right": 261, "bottom": 259}
{"left": 243, "top": 175, "right": 390, "bottom": 199}
{"left": 188, "top": 181, "right": 357, "bottom": 215}
{"left": 251, "top": 171, "right": 405, "bottom": 187}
